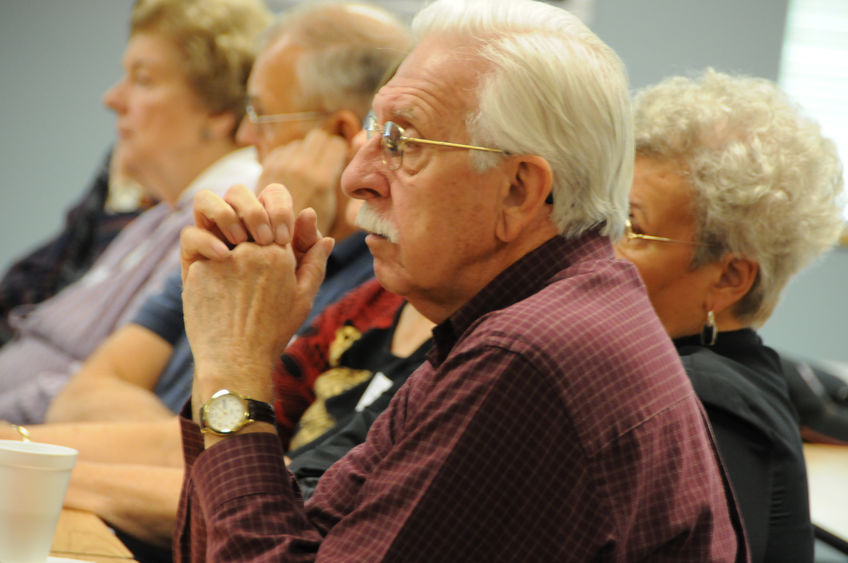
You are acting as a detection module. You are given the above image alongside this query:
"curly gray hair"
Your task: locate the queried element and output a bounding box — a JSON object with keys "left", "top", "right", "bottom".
{"left": 633, "top": 68, "right": 845, "bottom": 326}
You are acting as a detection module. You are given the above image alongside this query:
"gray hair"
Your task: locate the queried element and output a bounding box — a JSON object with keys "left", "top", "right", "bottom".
{"left": 633, "top": 68, "right": 845, "bottom": 326}
{"left": 411, "top": 0, "right": 634, "bottom": 239}
{"left": 263, "top": 1, "right": 411, "bottom": 121}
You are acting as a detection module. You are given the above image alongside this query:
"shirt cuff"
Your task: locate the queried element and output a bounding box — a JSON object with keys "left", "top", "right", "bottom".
{"left": 179, "top": 401, "right": 204, "bottom": 468}
{"left": 191, "top": 432, "right": 293, "bottom": 512}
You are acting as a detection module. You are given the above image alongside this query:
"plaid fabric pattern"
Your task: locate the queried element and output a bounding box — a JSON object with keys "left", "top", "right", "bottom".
{"left": 176, "top": 233, "right": 747, "bottom": 562}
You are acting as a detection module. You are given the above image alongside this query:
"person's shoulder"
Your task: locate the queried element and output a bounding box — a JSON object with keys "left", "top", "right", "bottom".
{"left": 681, "top": 344, "right": 778, "bottom": 403}
{"left": 184, "top": 147, "right": 262, "bottom": 201}
{"left": 681, "top": 345, "right": 798, "bottom": 442}
{"left": 483, "top": 255, "right": 658, "bottom": 352}
{"left": 556, "top": 252, "right": 648, "bottom": 308}
{"left": 471, "top": 255, "right": 684, "bottom": 391}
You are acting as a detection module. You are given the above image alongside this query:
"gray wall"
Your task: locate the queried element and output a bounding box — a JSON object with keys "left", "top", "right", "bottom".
{"left": 1, "top": 0, "right": 846, "bottom": 362}
{"left": 591, "top": 0, "right": 787, "bottom": 88}
{"left": 0, "top": 0, "right": 134, "bottom": 270}
{"left": 761, "top": 248, "right": 848, "bottom": 364}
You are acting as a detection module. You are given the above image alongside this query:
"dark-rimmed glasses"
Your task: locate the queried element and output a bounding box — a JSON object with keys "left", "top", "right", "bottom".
{"left": 364, "top": 111, "right": 507, "bottom": 171}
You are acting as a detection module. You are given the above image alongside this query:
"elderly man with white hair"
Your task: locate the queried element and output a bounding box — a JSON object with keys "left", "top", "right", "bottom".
{"left": 174, "top": 0, "right": 747, "bottom": 560}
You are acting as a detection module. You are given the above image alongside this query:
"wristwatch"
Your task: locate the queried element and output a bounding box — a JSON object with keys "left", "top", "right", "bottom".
{"left": 199, "top": 389, "right": 276, "bottom": 436}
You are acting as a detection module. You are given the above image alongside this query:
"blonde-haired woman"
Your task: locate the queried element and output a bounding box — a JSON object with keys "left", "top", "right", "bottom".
{"left": 0, "top": 0, "right": 272, "bottom": 424}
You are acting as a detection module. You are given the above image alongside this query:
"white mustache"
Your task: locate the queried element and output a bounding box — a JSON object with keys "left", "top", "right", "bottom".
{"left": 355, "top": 204, "right": 398, "bottom": 243}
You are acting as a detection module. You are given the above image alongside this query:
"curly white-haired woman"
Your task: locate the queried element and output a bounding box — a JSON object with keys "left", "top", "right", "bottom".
{"left": 616, "top": 68, "right": 845, "bottom": 563}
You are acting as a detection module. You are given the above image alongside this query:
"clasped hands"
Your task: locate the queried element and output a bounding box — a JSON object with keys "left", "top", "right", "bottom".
{"left": 180, "top": 183, "right": 335, "bottom": 407}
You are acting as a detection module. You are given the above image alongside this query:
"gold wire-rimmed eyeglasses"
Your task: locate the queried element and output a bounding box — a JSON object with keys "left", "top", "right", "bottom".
{"left": 364, "top": 111, "right": 507, "bottom": 171}
{"left": 623, "top": 219, "right": 714, "bottom": 247}
{"left": 245, "top": 103, "right": 327, "bottom": 125}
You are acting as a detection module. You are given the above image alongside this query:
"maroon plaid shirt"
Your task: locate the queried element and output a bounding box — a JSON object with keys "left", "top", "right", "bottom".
{"left": 175, "top": 233, "right": 747, "bottom": 562}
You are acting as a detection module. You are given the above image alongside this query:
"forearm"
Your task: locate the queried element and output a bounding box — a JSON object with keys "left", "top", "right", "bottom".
{"left": 65, "top": 461, "right": 182, "bottom": 548}
{"left": 46, "top": 324, "right": 173, "bottom": 423}
{"left": 48, "top": 376, "right": 174, "bottom": 422}
{"left": 1, "top": 417, "right": 183, "bottom": 467}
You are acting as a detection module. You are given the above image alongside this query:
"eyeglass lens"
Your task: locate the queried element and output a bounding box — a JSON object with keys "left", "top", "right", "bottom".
{"left": 381, "top": 123, "right": 404, "bottom": 170}
{"left": 364, "top": 114, "right": 403, "bottom": 171}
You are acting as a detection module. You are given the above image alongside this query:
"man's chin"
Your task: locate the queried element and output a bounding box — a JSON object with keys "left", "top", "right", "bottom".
{"left": 371, "top": 258, "right": 408, "bottom": 295}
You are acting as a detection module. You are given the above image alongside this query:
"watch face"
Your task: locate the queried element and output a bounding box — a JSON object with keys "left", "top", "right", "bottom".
{"left": 207, "top": 393, "right": 246, "bottom": 432}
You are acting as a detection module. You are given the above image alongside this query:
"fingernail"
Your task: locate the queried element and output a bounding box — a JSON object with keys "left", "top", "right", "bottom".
{"left": 213, "top": 240, "right": 230, "bottom": 259}
{"left": 276, "top": 223, "right": 290, "bottom": 244}
{"left": 229, "top": 224, "right": 247, "bottom": 243}
{"left": 257, "top": 224, "right": 273, "bottom": 245}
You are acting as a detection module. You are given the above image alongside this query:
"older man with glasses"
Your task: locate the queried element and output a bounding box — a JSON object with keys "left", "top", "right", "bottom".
{"left": 44, "top": 1, "right": 411, "bottom": 425}
{"left": 1, "top": 2, "right": 411, "bottom": 557}
{"left": 176, "top": 0, "right": 748, "bottom": 559}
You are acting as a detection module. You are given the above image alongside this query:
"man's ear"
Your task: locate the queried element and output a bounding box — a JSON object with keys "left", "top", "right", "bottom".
{"left": 708, "top": 254, "right": 759, "bottom": 318}
{"left": 495, "top": 154, "right": 553, "bottom": 243}
{"left": 324, "top": 109, "right": 361, "bottom": 146}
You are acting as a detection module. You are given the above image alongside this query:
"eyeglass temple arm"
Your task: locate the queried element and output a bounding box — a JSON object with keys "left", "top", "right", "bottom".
{"left": 252, "top": 111, "right": 326, "bottom": 124}
{"left": 628, "top": 231, "right": 713, "bottom": 247}
{"left": 405, "top": 137, "right": 506, "bottom": 154}
{"left": 400, "top": 136, "right": 548, "bottom": 200}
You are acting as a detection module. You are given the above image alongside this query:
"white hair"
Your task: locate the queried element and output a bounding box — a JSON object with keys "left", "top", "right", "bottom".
{"left": 633, "top": 68, "right": 845, "bottom": 326}
{"left": 263, "top": 1, "right": 411, "bottom": 120}
{"left": 411, "top": 0, "right": 634, "bottom": 239}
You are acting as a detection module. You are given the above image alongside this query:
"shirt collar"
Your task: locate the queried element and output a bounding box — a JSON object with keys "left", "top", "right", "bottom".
{"left": 429, "top": 230, "right": 613, "bottom": 366}
{"left": 673, "top": 328, "right": 763, "bottom": 363}
{"left": 174, "top": 147, "right": 260, "bottom": 211}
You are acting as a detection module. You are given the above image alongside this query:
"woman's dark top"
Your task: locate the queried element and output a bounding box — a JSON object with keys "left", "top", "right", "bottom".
{"left": 675, "top": 329, "right": 813, "bottom": 563}
{"left": 288, "top": 305, "right": 433, "bottom": 499}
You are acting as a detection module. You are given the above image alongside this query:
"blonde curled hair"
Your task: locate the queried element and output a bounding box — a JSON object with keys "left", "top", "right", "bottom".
{"left": 130, "top": 0, "right": 273, "bottom": 136}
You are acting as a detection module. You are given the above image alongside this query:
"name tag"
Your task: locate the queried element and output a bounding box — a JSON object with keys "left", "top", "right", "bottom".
{"left": 355, "top": 372, "right": 393, "bottom": 411}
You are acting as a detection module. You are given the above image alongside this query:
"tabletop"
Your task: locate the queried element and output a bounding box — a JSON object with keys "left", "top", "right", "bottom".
{"left": 803, "top": 443, "right": 848, "bottom": 543}
{"left": 50, "top": 508, "right": 137, "bottom": 563}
